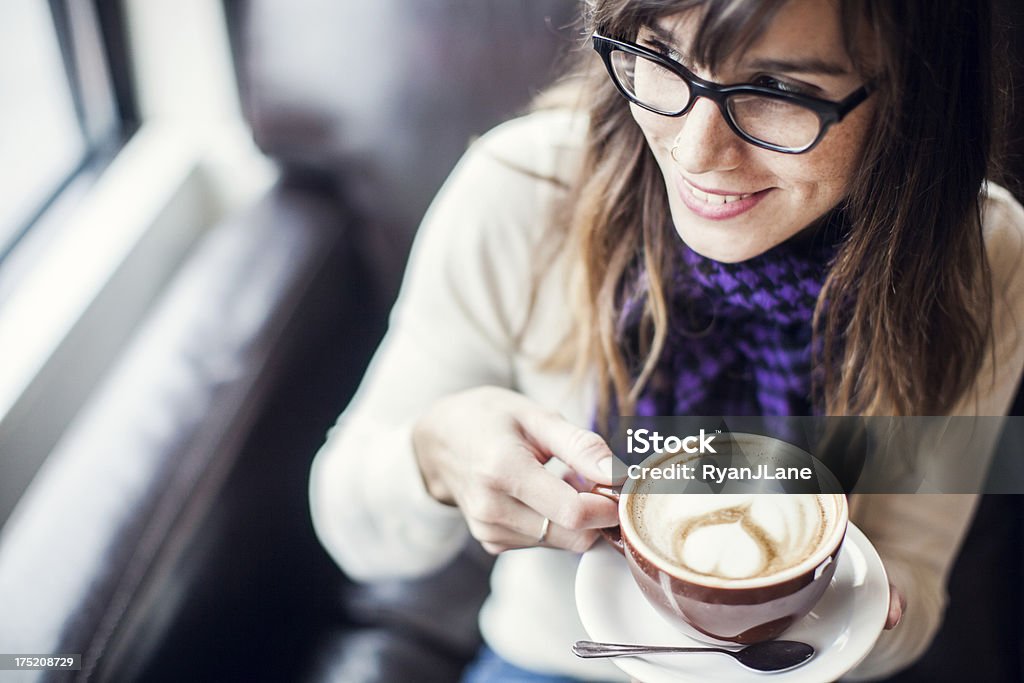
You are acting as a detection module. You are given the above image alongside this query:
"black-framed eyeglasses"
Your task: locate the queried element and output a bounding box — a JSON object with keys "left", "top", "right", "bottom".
{"left": 592, "top": 33, "right": 872, "bottom": 154}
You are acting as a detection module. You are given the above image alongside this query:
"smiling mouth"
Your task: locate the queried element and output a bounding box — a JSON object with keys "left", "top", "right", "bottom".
{"left": 685, "top": 184, "right": 755, "bottom": 205}
{"left": 677, "top": 176, "right": 771, "bottom": 220}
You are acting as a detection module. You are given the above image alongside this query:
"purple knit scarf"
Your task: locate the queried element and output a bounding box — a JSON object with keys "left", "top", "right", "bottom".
{"left": 617, "top": 230, "right": 837, "bottom": 418}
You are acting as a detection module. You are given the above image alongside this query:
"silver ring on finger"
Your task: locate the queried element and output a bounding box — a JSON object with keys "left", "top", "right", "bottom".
{"left": 536, "top": 517, "right": 551, "bottom": 545}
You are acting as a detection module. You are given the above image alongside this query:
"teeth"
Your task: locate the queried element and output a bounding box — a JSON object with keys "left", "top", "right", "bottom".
{"left": 688, "top": 185, "right": 752, "bottom": 204}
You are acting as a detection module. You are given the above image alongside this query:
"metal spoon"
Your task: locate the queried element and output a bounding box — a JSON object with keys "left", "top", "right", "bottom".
{"left": 572, "top": 639, "right": 815, "bottom": 673}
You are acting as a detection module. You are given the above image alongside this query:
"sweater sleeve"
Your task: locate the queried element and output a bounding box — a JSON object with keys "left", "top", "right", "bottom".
{"left": 309, "top": 111, "right": 584, "bottom": 581}
{"left": 844, "top": 184, "right": 1024, "bottom": 680}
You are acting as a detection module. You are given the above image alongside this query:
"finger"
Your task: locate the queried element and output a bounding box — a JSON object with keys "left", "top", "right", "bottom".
{"left": 468, "top": 519, "right": 599, "bottom": 555}
{"left": 498, "top": 449, "right": 619, "bottom": 529}
{"left": 469, "top": 519, "right": 539, "bottom": 554}
{"left": 562, "top": 469, "right": 592, "bottom": 492}
{"left": 515, "top": 409, "right": 625, "bottom": 485}
{"left": 884, "top": 584, "right": 904, "bottom": 629}
{"left": 464, "top": 488, "right": 608, "bottom": 552}
{"left": 526, "top": 523, "right": 601, "bottom": 554}
{"left": 513, "top": 502, "right": 603, "bottom": 553}
{"left": 885, "top": 604, "right": 901, "bottom": 629}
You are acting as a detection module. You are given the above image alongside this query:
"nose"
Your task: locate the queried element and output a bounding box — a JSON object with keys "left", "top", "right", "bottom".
{"left": 670, "top": 96, "right": 744, "bottom": 173}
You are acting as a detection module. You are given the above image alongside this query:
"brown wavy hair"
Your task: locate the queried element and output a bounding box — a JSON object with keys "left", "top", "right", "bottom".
{"left": 543, "top": 0, "right": 1001, "bottom": 424}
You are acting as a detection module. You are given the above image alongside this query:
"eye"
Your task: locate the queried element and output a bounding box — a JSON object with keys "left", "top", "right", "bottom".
{"left": 751, "top": 75, "right": 815, "bottom": 96}
{"left": 640, "top": 37, "right": 683, "bottom": 64}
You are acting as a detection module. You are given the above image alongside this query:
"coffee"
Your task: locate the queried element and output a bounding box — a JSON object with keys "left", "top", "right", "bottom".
{"left": 630, "top": 492, "right": 832, "bottom": 583}
{"left": 598, "top": 436, "right": 849, "bottom": 644}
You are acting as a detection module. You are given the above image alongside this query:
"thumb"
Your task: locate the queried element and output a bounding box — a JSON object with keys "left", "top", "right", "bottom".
{"left": 518, "top": 409, "right": 625, "bottom": 485}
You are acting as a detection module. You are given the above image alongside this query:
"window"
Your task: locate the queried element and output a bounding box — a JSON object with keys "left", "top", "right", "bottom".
{"left": 0, "top": 0, "right": 125, "bottom": 263}
{"left": 0, "top": 0, "right": 273, "bottom": 527}
{"left": 0, "top": 1, "right": 83, "bottom": 257}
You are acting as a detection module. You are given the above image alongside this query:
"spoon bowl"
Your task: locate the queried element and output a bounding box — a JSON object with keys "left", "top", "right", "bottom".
{"left": 572, "top": 639, "right": 815, "bottom": 673}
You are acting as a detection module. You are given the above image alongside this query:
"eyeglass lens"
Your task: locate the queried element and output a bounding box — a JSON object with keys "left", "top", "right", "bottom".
{"left": 609, "top": 50, "right": 822, "bottom": 150}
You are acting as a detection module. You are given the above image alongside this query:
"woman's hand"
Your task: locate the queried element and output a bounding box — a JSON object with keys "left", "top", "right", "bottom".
{"left": 885, "top": 583, "right": 906, "bottom": 629}
{"left": 412, "top": 386, "right": 620, "bottom": 554}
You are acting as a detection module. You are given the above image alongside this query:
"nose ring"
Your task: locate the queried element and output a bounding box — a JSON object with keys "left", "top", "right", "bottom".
{"left": 670, "top": 144, "right": 683, "bottom": 163}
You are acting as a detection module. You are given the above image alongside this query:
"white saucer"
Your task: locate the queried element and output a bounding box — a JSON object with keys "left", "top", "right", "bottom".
{"left": 575, "top": 523, "right": 888, "bottom": 683}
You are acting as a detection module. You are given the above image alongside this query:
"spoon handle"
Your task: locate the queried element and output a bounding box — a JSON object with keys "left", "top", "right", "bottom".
{"left": 572, "top": 640, "right": 728, "bottom": 658}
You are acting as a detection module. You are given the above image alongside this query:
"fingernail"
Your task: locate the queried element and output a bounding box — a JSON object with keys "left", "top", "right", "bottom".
{"left": 598, "top": 456, "right": 613, "bottom": 481}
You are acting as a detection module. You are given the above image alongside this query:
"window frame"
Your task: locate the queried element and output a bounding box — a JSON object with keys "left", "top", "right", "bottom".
{"left": 0, "top": 0, "right": 276, "bottom": 528}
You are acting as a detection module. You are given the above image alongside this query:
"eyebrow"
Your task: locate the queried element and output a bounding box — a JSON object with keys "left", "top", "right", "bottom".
{"left": 745, "top": 57, "right": 850, "bottom": 77}
{"left": 640, "top": 23, "right": 701, "bottom": 66}
{"left": 643, "top": 23, "right": 851, "bottom": 77}
{"left": 643, "top": 23, "right": 687, "bottom": 51}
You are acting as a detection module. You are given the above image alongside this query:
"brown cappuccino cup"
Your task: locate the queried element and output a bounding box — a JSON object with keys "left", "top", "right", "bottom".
{"left": 594, "top": 443, "right": 848, "bottom": 645}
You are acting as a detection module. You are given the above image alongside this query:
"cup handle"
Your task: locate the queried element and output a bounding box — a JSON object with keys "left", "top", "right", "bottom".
{"left": 590, "top": 484, "right": 625, "bottom": 556}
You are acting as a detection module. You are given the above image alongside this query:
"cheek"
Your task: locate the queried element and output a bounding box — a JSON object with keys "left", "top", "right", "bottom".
{"left": 775, "top": 159, "right": 852, "bottom": 201}
{"left": 774, "top": 124, "right": 870, "bottom": 201}
{"left": 630, "top": 104, "right": 676, "bottom": 148}
{"left": 791, "top": 104, "right": 875, "bottom": 196}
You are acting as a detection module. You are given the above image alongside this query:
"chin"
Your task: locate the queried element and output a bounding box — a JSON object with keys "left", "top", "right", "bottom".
{"left": 673, "top": 227, "right": 767, "bottom": 264}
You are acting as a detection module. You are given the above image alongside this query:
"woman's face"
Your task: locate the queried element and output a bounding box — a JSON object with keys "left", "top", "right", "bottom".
{"left": 632, "top": 0, "right": 875, "bottom": 262}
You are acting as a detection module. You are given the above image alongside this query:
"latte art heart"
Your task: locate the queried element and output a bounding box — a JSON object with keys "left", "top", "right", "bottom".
{"left": 630, "top": 494, "right": 830, "bottom": 582}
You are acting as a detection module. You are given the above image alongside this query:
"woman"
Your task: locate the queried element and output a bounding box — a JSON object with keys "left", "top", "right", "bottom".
{"left": 311, "top": 0, "right": 1024, "bottom": 680}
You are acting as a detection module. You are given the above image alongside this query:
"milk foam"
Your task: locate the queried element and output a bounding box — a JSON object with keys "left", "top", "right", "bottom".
{"left": 630, "top": 493, "right": 830, "bottom": 581}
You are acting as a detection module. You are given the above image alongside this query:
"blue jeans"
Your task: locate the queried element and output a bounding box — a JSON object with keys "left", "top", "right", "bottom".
{"left": 461, "top": 646, "right": 619, "bottom": 683}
